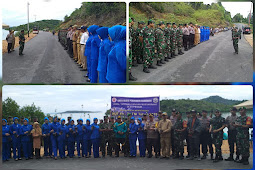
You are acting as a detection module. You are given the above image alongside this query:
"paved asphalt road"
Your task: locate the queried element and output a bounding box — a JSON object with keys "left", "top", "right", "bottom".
{"left": 1, "top": 154, "right": 253, "bottom": 170}
{"left": 132, "top": 23, "right": 253, "bottom": 83}
{"left": 3, "top": 32, "right": 87, "bottom": 84}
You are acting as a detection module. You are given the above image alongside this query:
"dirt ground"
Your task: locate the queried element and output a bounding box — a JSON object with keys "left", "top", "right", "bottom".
{"left": 35, "top": 140, "right": 253, "bottom": 156}
{"left": 2, "top": 33, "right": 37, "bottom": 54}
{"left": 244, "top": 33, "right": 253, "bottom": 47}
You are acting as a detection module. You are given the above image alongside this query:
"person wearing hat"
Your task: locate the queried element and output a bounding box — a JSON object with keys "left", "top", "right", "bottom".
{"left": 67, "top": 119, "right": 76, "bottom": 158}
{"left": 225, "top": 107, "right": 239, "bottom": 161}
{"left": 139, "top": 19, "right": 156, "bottom": 73}
{"left": 184, "top": 111, "right": 191, "bottom": 158}
{"left": 31, "top": 122, "right": 42, "bottom": 159}
{"left": 128, "top": 117, "right": 138, "bottom": 157}
{"left": 137, "top": 118, "right": 146, "bottom": 157}
{"left": 158, "top": 112, "right": 172, "bottom": 159}
{"left": 145, "top": 114, "right": 159, "bottom": 158}
{"left": 113, "top": 116, "right": 128, "bottom": 157}
{"left": 232, "top": 27, "right": 240, "bottom": 54}
{"left": 233, "top": 107, "right": 251, "bottom": 165}
{"left": 10, "top": 117, "right": 22, "bottom": 161}
{"left": 188, "top": 22, "right": 195, "bottom": 48}
{"left": 83, "top": 119, "right": 92, "bottom": 158}
{"left": 2, "top": 119, "right": 11, "bottom": 161}
{"left": 90, "top": 118, "right": 100, "bottom": 158}
{"left": 76, "top": 119, "right": 84, "bottom": 158}
{"left": 42, "top": 117, "right": 52, "bottom": 158}
{"left": 99, "top": 116, "right": 110, "bottom": 157}
{"left": 134, "top": 21, "right": 145, "bottom": 65}
{"left": 6, "top": 30, "right": 14, "bottom": 53}
{"left": 170, "top": 109, "right": 177, "bottom": 156}
{"left": 172, "top": 112, "right": 187, "bottom": 159}
{"left": 182, "top": 24, "right": 190, "bottom": 51}
{"left": 176, "top": 24, "right": 184, "bottom": 55}
{"left": 209, "top": 109, "right": 225, "bottom": 162}
{"left": 20, "top": 118, "right": 33, "bottom": 160}
{"left": 57, "top": 119, "right": 67, "bottom": 159}
{"left": 170, "top": 22, "right": 178, "bottom": 57}
{"left": 155, "top": 21, "right": 167, "bottom": 66}
{"left": 7, "top": 116, "right": 13, "bottom": 126}
{"left": 18, "top": 30, "right": 25, "bottom": 55}
{"left": 164, "top": 23, "right": 172, "bottom": 60}
{"left": 199, "top": 110, "right": 213, "bottom": 160}
{"left": 76, "top": 27, "right": 82, "bottom": 66}
{"left": 125, "top": 113, "right": 132, "bottom": 156}
{"left": 50, "top": 116, "right": 60, "bottom": 159}
{"left": 187, "top": 110, "right": 201, "bottom": 160}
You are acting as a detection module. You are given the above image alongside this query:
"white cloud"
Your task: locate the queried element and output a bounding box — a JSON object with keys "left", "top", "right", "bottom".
{"left": 222, "top": 2, "right": 253, "bottom": 18}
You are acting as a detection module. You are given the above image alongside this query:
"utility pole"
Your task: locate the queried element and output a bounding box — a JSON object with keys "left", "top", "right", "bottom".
{"left": 248, "top": 3, "right": 252, "bottom": 26}
{"left": 27, "top": 2, "right": 30, "bottom": 37}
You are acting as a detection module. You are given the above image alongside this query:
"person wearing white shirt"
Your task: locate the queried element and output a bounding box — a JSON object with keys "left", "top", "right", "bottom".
{"left": 197, "top": 26, "right": 201, "bottom": 44}
{"left": 80, "top": 26, "right": 89, "bottom": 70}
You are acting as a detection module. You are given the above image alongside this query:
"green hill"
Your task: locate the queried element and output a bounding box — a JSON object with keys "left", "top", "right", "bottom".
{"left": 201, "top": 95, "right": 244, "bottom": 105}
{"left": 8, "top": 19, "right": 62, "bottom": 32}
{"left": 130, "top": 2, "right": 232, "bottom": 28}
{"left": 59, "top": 2, "right": 126, "bottom": 29}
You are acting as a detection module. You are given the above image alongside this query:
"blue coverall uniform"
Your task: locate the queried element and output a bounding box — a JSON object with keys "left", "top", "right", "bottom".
{"left": 137, "top": 118, "right": 146, "bottom": 157}
{"left": 10, "top": 117, "right": 22, "bottom": 159}
{"left": 2, "top": 119, "right": 11, "bottom": 161}
{"left": 42, "top": 117, "right": 52, "bottom": 156}
{"left": 91, "top": 121, "right": 100, "bottom": 158}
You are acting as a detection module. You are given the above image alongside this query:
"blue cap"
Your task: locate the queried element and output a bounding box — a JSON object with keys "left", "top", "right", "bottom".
{"left": 13, "top": 117, "right": 19, "bottom": 122}
{"left": 131, "top": 117, "right": 135, "bottom": 120}
{"left": 61, "top": 119, "right": 65, "bottom": 123}
{"left": 2, "top": 119, "right": 7, "bottom": 123}
{"left": 44, "top": 117, "right": 49, "bottom": 121}
{"left": 86, "top": 119, "right": 90, "bottom": 122}
{"left": 138, "top": 118, "right": 142, "bottom": 122}
{"left": 24, "top": 118, "right": 29, "bottom": 123}
{"left": 93, "top": 118, "right": 98, "bottom": 121}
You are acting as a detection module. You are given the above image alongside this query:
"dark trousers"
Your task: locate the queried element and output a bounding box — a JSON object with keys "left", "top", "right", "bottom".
{"left": 7, "top": 43, "right": 12, "bottom": 53}
{"left": 35, "top": 148, "right": 41, "bottom": 159}
{"left": 228, "top": 130, "right": 239, "bottom": 156}
{"left": 115, "top": 138, "right": 127, "bottom": 156}
{"left": 171, "top": 130, "right": 175, "bottom": 155}
{"left": 186, "top": 132, "right": 190, "bottom": 156}
{"left": 147, "top": 138, "right": 159, "bottom": 156}
{"left": 68, "top": 40, "right": 73, "bottom": 56}
{"left": 189, "top": 34, "right": 195, "bottom": 48}
{"left": 189, "top": 135, "right": 200, "bottom": 157}
{"left": 200, "top": 131, "right": 213, "bottom": 155}
{"left": 183, "top": 35, "right": 189, "bottom": 50}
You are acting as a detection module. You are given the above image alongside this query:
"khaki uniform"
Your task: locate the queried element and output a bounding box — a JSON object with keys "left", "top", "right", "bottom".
{"left": 158, "top": 119, "right": 172, "bottom": 157}
{"left": 72, "top": 31, "right": 79, "bottom": 60}
{"left": 76, "top": 32, "right": 82, "bottom": 65}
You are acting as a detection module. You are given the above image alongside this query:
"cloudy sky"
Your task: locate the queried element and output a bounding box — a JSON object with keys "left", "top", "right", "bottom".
{"left": 1, "top": 0, "right": 253, "bottom": 27}
{"left": 3, "top": 85, "right": 253, "bottom": 114}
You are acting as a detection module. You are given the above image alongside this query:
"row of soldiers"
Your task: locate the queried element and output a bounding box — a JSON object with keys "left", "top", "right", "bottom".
{"left": 58, "top": 24, "right": 126, "bottom": 83}
{"left": 3, "top": 107, "right": 251, "bottom": 166}
{"left": 129, "top": 18, "right": 211, "bottom": 81}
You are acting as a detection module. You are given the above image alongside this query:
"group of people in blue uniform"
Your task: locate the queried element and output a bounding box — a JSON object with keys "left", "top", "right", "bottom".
{"left": 200, "top": 26, "right": 210, "bottom": 42}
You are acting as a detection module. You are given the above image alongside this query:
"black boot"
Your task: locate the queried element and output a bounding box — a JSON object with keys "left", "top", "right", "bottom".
{"left": 236, "top": 157, "right": 244, "bottom": 163}
{"left": 225, "top": 154, "right": 234, "bottom": 161}
{"left": 137, "top": 59, "right": 143, "bottom": 64}
{"left": 129, "top": 72, "right": 137, "bottom": 81}
{"left": 201, "top": 154, "right": 206, "bottom": 159}
{"left": 156, "top": 60, "right": 162, "bottom": 66}
{"left": 211, "top": 154, "right": 214, "bottom": 160}
{"left": 132, "top": 60, "right": 138, "bottom": 67}
{"left": 234, "top": 155, "right": 240, "bottom": 162}
{"left": 160, "top": 59, "right": 166, "bottom": 64}
{"left": 242, "top": 156, "right": 249, "bottom": 165}
{"left": 148, "top": 64, "right": 157, "bottom": 69}
{"left": 171, "top": 53, "right": 175, "bottom": 58}
{"left": 143, "top": 67, "right": 150, "bottom": 73}
{"left": 179, "top": 50, "right": 184, "bottom": 55}
{"left": 164, "top": 57, "right": 169, "bottom": 62}
{"left": 213, "top": 155, "right": 219, "bottom": 163}
{"left": 167, "top": 53, "right": 172, "bottom": 59}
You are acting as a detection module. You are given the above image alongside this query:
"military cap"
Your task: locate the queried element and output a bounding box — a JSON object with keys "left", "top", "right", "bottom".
{"left": 110, "top": 116, "right": 114, "bottom": 119}
{"left": 172, "top": 22, "right": 176, "bottom": 25}
{"left": 172, "top": 109, "right": 177, "bottom": 112}
{"left": 148, "top": 19, "right": 155, "bottom": 24}
{"left": 158, "top": 21, "right": 165, "bottom": 25}
{"left": 231, "top": 107, "right": 237, "bottom": 111}
{"left": 166, "top": 22, "right": 171, "bottom": 25}
{"left": 191, "top": 109, "right": 197, "bottom": 113}
{"left": 239, "top": 106, "right": 247, "bottom": 110}
{"left": 179, "top": 24, "right": 183, "bottom": 26}
{"left": 138, "top": 21, "right": 145, "bottom": 25}
{"left": 215, "top": 109, "right": 220, "bottom": 112}
{"left": 117, "top": 116, "right": 121, "bottom": 119}
{"left": 104, "top": 116, "right": 108, "bottom": 119}
{"left": 202, "top": 110, "right": 207, "bottom": 113}
{"left": 21, "top": 30, "right": 24, "bottom": 32}
{"left": 143, "top": 113, "right": 147, "bottom": 116}
{"left": 127, "top": 113, "right": 131, "bottom": 117}
{"left": 129, "top": 18, "right": 132, "bottom": 23}
{"left": 149, "top": 114, "right": 153, "bottom": 117}
{"left": 162, "top": 112, "right": 167, "bottom": 116}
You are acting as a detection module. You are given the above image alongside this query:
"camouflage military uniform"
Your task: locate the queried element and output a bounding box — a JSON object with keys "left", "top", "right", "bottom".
{"left": 232, "top": 30, "right": 239, "bottom": 53}
{"left": 236, "top": 115, "right": 251, "bottom": 159}
{"left": 99, "top": 122, "right": 111, "bottom": 156}
{"left": 125, "top": 119, "right": 131, "bottom": 155}
{"left": 129, "top": 27, "right": 133, "bottom": 73}
{"left": 170, "top": 28, "right": 177, "bottom": 54}
{"left": 140, "top": 26, "right": 155, "bottom": 68}
{"left": 173, "top": 119, "right": 187, "bottom": 157}
{"left": 210, "top": 116, "right": 225, "bottom": 158}
{"left": 154, "top": 28, "right": 166, "bottom": 61}
{"left": 176, "top": 27, "right": 183, "bottom": 51}
{"left": 107, "top": 121, "right": 115, "bottom": 155}
{"left": 19, "top": 33, "right": 25, "bottom": 55}
{"left": 164, "top": 27, "right": 171, "bottom": 57}
{"left": 134, "top": 27, "right": 143, "bottom": 62}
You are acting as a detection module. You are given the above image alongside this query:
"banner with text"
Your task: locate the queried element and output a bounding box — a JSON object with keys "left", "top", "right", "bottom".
{"left": 111, "top": 96, "right": 160, "bottom": 117}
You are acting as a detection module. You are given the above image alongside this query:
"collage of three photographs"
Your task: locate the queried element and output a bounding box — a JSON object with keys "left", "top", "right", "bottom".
{"left": 1, "top": 0, "right": 254, "bottom": 169}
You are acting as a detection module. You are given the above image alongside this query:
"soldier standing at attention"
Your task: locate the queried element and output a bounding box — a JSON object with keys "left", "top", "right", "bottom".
{"left": 188, "top": 22, "right": 195, "bottom": 49}
{"left": 232, "top": 27, "right": 240, "bottom": 54}
{"left": 145, "top": 114, "right": 159, "bottom": 158}
{"left": 234, "top": 107, "right": 251, "bottom": 165}
{"left": 225, "top": 107, "right": 239, "bottom": 161}
{"left": 170, "top": 109, "right": 177, "bottom": 157}
{"left": 170, "top": 23, "right": 177, "bottom": 58}
{"left": 129, "top": 18, "right": 137, "bottom": 81}
{"left": 135, "top": 21, "right": 145, "bottom": 64}
{"left": 209, "top": 109, "right": 225, "bottom": 162}
{"left": 199, "top": 110, "right": 213, "bottom": 160}
{"left": 113, "top": 116, "right": 127, "bottom": 157}
{"left": 72, "top": 25, "right": 78, "bottom": 62}
{"left": 67, "top": 26, "right": 73, "bottom": 57}
{"left": 99, "top": 116, "right": 109, "bottom": 157}
{"left": 125, "top": 114, "right": 132, "bottom": 156}
{"left": 177, "top": 24, "right": 184, "bottom": 55}
{"left": 183, "top": 24, "right": 189, "bottom": 51}
{"left": 164, "top": 23, "right": 172, "bottom": 59}
{"left": 173, "top": 112, "right": 187, "bottom": 159}
{"left": 154, "top": 21, "right": 167, "bottom": 66}
{"left": 76, "top": 28, "right": 82, "bottom": 67}
{"left": 107, "top": 117, "right": 115, "bottom": 157}
{"left": 19, "top": 30, "right": 25, "bottom": 56}
{"left": 139, "top": 19, "right": 156, "bottom": 73}
{"left": 158, "top": 112, "right": 172, "bottom": 159}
